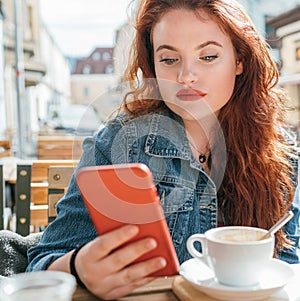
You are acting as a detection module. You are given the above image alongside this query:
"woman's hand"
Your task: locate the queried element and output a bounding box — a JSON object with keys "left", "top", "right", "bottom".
{"left": 49, "top": 225, "right": 167, "bottom": 300}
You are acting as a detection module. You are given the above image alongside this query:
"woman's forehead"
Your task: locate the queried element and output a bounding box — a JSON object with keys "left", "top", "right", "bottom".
{"left": 152, "top": 9, "right": 231, "bottom": 47}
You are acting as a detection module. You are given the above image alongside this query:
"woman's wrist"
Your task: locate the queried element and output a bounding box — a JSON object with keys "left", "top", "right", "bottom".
{"left": 69, "top": 243, "right": 87, "bottom": 288}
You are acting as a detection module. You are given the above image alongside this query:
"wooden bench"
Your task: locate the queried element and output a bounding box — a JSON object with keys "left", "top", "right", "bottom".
{"left": 0, "top": 140, "right": 12, "bottom": 158}
{"left": 37, "top": 136, "right": 84, "bottom": 160}
{"left": 15, "top": 160, "right": 78, "bottom": 236}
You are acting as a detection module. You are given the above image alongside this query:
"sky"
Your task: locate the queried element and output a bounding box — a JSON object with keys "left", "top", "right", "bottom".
{"left": 39, "top": 0, "right": 133, "bottom": 57}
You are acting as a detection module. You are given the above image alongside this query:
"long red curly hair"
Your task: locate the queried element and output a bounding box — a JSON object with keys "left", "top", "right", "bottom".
{"left": 121, "top": 0, "right": 296, "bottom": 253}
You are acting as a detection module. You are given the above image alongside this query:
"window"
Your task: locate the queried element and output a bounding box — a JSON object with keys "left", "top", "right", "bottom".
{"left": 83, "top": 87, "right": 89, "bottom": 97}
{"left": 24, "top": 5, "right": 34, "bottom": 40}
{"left": 82, "top": 65, "right": 92, "bottom": 74}
{"left": 103, "top": 52, "right": 111, "bottom": 61}
{"left": 92, "top": 52, "right": 101, "bottom": 61}
{"left": 105, "top": 64, "right": 114, "bottom": 74}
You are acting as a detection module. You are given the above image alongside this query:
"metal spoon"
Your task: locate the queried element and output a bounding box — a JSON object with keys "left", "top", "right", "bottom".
{"left": 259, "top": 210, "right": 294, "bottom": 240}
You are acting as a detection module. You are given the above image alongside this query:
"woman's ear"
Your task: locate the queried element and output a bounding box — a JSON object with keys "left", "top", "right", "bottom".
{"left": 236, "top": 59, "right": 243, "bottom": 75}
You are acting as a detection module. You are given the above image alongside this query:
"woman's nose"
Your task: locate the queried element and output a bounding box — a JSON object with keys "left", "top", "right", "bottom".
{"left": 177, "top": 64, "right": 198, "bottom": 85}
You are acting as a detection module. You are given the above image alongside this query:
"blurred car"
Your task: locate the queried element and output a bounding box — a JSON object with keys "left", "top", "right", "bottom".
{"left": 48, "top": 104, "right": 103, "bottom": 136}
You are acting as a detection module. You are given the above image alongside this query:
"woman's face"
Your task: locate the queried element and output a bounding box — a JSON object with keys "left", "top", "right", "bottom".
{"left": 153, "top": 9, "right": 243, "bottom": 121}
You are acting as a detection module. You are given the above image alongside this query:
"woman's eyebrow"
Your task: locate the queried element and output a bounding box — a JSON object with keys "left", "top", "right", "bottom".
{"left": 156, "top": 44, "right": 178, "bottom": 52}
{"left": 155, "top": 40, "right": 223, "bottom": 53}
{"left": 196, "top": 41, "right": 223, "bottom": 49}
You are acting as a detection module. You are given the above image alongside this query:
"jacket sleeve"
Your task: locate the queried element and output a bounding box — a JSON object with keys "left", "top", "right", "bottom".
{"left": 27, "top": 119, "right": 125, "bottom": 272}
{"left": 279, "top": 203, "right": 300, "bottom": 264}
{"left": 278, "top": 129, "right": 300, "bottom": 264}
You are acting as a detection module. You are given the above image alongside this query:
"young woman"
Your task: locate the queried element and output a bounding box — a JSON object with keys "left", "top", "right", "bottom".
{"left": 27, "top": 0, "right": 300, "bottom": 299}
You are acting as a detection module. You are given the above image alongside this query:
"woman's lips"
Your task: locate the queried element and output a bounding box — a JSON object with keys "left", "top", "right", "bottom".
{"left": 176, "top": 89, "right": 207, "bottom": 101}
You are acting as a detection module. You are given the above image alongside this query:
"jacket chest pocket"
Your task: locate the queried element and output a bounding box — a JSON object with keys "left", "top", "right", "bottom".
{"left": 156, "top": 184, "right": 194, "bottom": 245}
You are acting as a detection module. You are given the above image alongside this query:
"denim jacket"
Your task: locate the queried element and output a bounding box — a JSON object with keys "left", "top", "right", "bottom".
{"left": 27, "top": 110, "right": 300, "bottom": 272}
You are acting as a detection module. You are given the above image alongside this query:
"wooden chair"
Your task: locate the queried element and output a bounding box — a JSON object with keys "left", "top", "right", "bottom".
{"left": 15, "top": 160, "right": 78, "bottom": 236}
{"left": 0, "top": 140, "right": 12, "bottom": 158}
{"left": 0, "top": 164, "right": 4, "bottom": 229}
{"left": 0, "top": 163, "right": 14, "bottom": 231}
{"left": 48, "top": 166, "right": 75, "bottom": 222}
{"left": 37, "top": 136, "right": 84, "bottom": 160}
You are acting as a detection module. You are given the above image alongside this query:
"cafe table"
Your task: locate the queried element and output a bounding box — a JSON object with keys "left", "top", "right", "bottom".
{"left": 72, "top": 276, "right": 179, "bottom": 301}
{"left": 72, "top": 263, "right": 300, "bottom": 301}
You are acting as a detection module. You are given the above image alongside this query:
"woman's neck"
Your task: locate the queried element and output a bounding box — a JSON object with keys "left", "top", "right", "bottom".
{"left": 183, "top": 116, "right": 216, "bottom": 151}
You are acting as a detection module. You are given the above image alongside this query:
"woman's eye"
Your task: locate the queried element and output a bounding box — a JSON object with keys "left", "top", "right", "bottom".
{"left": 200, "top": 55, "right": 218, "bottom": 62}
{"left": 160, "top": 58, "right": 179, "bottom": 65}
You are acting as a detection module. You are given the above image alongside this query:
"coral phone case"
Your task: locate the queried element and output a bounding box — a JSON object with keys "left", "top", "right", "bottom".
{"left": 75, "top": 163, "right": 179, "bottom": 276}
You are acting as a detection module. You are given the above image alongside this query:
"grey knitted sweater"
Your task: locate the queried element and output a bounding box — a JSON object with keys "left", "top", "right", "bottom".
{"left": 0, "top": 230, "right": 42, "bottom": 278}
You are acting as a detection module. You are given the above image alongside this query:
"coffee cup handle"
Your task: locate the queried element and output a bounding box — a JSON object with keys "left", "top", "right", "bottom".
{"left": 186, "top": 233, "right": 207, "bottom": 259}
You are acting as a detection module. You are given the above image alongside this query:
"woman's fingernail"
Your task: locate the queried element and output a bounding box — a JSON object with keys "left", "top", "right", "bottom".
{"left": 158, "top": 258, "right": 167, "bottom": 268}
{"left": 126, "top": 225, "right": 139, "bottom": 236}
{"left": 147, "top": 238, "right": 157, "bottom": 249}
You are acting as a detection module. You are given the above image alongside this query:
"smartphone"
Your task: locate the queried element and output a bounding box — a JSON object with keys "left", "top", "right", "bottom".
{"left": 75, "top": 163, "right": 179, "bottom": 277}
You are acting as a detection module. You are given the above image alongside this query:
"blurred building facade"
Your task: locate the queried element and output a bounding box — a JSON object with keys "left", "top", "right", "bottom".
{"left": 73, "top": 47, "right": 114, "bottom": 75}
{"left": 238, "top": 0, "right": 300, "bottom": 34}
{"left": 0, "top": 0, "right": 71, "bottom": 157}
{"left": 267, "top": 5, "right": 300, "bottom": 128}
{"left": 114, "top": 23, "right": 135, "bottom": 78}
{"left": 1, "top": 0, "right": 300, "bottom": 157}
{"left": 71, "top": 47, "right": 119, "bottom": 107}
{"left": 230, "top": 0, "right": 300, "bottom": 127}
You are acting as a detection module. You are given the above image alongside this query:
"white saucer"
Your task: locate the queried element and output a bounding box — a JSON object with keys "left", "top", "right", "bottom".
{"left": 179, "top": 258, "right": 294, "bottom": 301}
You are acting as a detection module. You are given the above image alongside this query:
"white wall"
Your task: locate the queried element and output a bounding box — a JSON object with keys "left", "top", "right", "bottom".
{"left": 36, "top": 23, "right": 71, "bottom": 125}
{"left": 0, "top": 13, "right": 6, "bottom": 138}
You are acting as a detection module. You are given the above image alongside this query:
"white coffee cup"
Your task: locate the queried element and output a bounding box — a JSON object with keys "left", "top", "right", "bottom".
{"left": 186, "top": 226, "right": 275, "bottom": 287}
{"left": 0, "top": 271, "right": 76, "bottom": 301}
